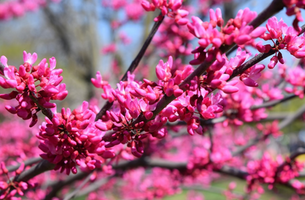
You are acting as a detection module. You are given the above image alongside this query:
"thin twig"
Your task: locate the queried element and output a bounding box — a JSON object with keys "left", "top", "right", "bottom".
{"left": 7, "top": 157, "right": 43, "bottom": 172}
{"left": 95, "top": 13, "right": 165, "bottom": 121}
{"left": 14, "top": 160, "right": 55, "bottom": 182}
{"left": 44, "top": 170, "right": 90, "bottom": 200}
{"left": 63, "top": 171, "right": 93, "bottom": 200}
{"left": 233, "top": 103, "right": 305, "bottom": 156}
{"left": 230, "top": 49, "right": 276, "bottom": 79}
{"left": 29, "top": 92, "right": 53, "bottom": 120}
{"left": 251, "top": 94, "right": 297, "bottom": 110}
{"left": 207, "top": 126, "right": 214, "bottom": 157}
{"left": 182, "top": 185, "right": 244, "bottom": 196}
{"left": 75, "top": 176, "right": 114, "bottom": 197}
{"left": 278, "top": 103, "right": 305, "bottom": 129}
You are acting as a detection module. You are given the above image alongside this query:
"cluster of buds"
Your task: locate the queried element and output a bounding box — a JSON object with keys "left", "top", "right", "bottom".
{"left": 141, "top": 0, "right": 189, "bottom": 25}
{"left": 153, "top": 17, "right": 194, "bottom": 58}
{"left": 188, "top": 8, "right": 266, "bottom": 65}
{"left": 285, "top": 66, "right": 305, "bottom": 98}
{"left": 38, "top": 102, "right": 115, "bottom": 175}
{"left": 0, "top": 51, "right": 67, "bottom": 127}
{"left": 247, "top": 153, "right": 303, "bottom": 193}
{"left": 0, "top": 162, "right": 29, "bottom": 199}
{"left": 93, "top": 71, "right": 161, "bottom": 157}
{"left": 283, "top": 0, "right": 305, "bottom": 31}
{"left": 258, "top": 17, "right": 305, "bottom": 69}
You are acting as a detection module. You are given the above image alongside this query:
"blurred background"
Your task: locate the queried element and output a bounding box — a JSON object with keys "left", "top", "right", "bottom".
{"left": 1, "top": 0, "right": 305, "bottom": 199}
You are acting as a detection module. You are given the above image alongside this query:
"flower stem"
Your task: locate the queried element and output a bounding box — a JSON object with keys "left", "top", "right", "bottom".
{"left": 95, "top": 13, "right": 165, "bottom": 121}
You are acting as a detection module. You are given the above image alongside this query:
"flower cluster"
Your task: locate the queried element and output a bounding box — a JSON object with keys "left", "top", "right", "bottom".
{"left": 153, "top": 17, "right": 194, "bottom": 58}
{"left": 93, "top": 55, "right": 225, "bottom": 149}
{"left": 141, "top": 0, "right": 189, "bottom": 25}
{"left": 125, "top": 0, "right": 145, "bottom": 21}
{"left": 291, "top": 180, "right": 305, "bottom": 194}
{"left": 247, "top": 153, "right": 303, "bottom": 193}
{"left": 0, "top": 117, "right": 40, "bottom": 165}
{"left": 121, "top": 168, "right": 181, "bottom": 199}
{"left": 38, "top": 102, "right": 115, "bottom": 174}
{"left": 188, "top": 8, "right": 266, "bottom": 65}
{"left": 187, "top": 126, "right": 238, "bottom": 171}
{"left": 256, "top": 121, "right": 282, "bottom": 138}
{"left": 222, "top": 82, "right": 268, "bottom": 125}
{"left": 258, "top": 17, "right": 305, "bottom": 69}
{"left": 283, "top": 0, "right": 305, "bottom": 31}
{"left": 0, "top": 51, "right": 68, "bottom": 126}
{"left": 93, "top": 72, "right": 161, "bottom": 157}
{"left": 0, "top": 162, "right": 29, "bottom": 199}
{"left": 285, "top": 65, "right": 305, "bottom": 98}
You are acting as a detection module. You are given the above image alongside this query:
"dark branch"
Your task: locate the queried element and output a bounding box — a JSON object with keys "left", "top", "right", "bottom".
{"left": 14, "top": 160, "right": 55, "bottom": 182}
{"left": 44, "top": 170, "right": 90, "bottom": 200}
{"left": 251, "top": 94, "right": 297, "bottom": 110}
{"left": 7, "top": 157, "right": 42, "bottom": 173}
{"left": 95, "top": 13, "right": 165, "bottom": 121}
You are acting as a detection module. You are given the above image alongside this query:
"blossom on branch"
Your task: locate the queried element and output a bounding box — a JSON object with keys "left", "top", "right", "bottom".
{"left": 38, "top": 102, "right": 115, "bottom": 175}
{"left": 141, "top": 0, "right": 189, "bottom": 24}
{"left": 258, "top": 17, "right": 305, "bottom": 69}
{"left": 283, "top": 0, "right": 305, "bottom": 31}
{"left": 188, "top": 8, "right": 266, "bottom": 65}
{"left": 0, "top": 52, "right": 67, "bottom": 126}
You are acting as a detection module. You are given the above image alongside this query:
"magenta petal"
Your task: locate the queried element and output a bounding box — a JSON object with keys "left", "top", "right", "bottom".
{"left": 243, "top": 78, "right": 258, "bottom": 87}
{"left": 6, "top": 79, "right": 17, "bottom": 88}
{"left": 222, "top": 85, "right": 239, "bottom": 93}
{"left": 95, "top": 120, "right": 108, "bottom": 131}
{"left": 250, "top": 27, "right": 266, "bottom": 38}
{"left": 101, "top": 150, "right": 115, "bottom": 159}
{"left": 235, "top": 35, "right": 251, "bottom": 45}
{"left": 43, "top": 86, "right": 58, "bottom": 94}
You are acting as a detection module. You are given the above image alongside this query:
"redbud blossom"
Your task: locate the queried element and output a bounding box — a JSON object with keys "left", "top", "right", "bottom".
{"left": 0, "top": 52, "right": 68, "bottom": 126}
{"left": 141, "top": 0, "right": 189, "bottom": 25}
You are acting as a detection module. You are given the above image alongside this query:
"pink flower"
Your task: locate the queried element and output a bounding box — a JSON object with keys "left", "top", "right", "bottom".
{"left": 283, "top": 0, "right": 305, "bottom": 31}
{"left": 23, "top": 51, "right": 37, "bottom": 65}
{"left": 260, "top": 17, "right": 305, "bottom": 66}
{"left": 0, "top": 52, "right": 67, "bottom": 126}
{"left": 38, "top": 102, "right": 114, "bottom": 174}
{"left": 125, "top": 1, "right": 144, "bottom": 21}
{"left": 188, "top": 8, "right": 265, "bottom": 65}
{"left": 156, "top": 56, "right": 173, "bottom": 82}
{"left": 141, "top": 0, "right": 188, "bottom": 24}
{"left": 101, "top": 44, "right": 116, "bottom": 54}
{"left": 240, "top": 64, "right": 265, "bottom": 87}
{"left": 285, "top": 66, "right": 305, "bottom": 98}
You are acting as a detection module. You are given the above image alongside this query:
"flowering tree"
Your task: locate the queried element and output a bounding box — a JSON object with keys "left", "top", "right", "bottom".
{"left": 1, "top": 0, "right": 305, "bottom": 199}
